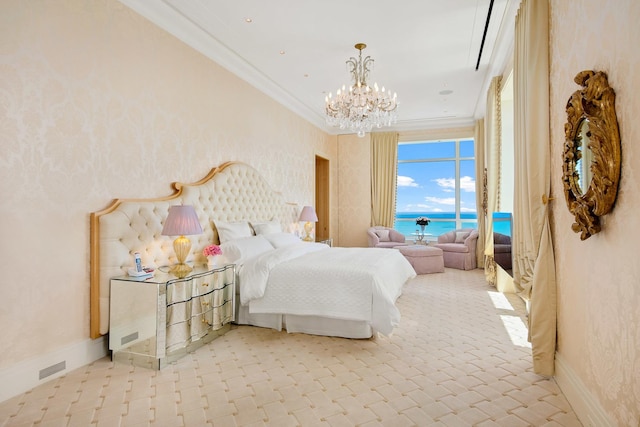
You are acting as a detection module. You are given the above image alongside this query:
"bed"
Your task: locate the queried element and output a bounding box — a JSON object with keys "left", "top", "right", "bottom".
{"left": 229, "top": 234, "right": 415, "bottom": 338}
{"left": 90, "top": 161, "right": 416, "bottom": 343}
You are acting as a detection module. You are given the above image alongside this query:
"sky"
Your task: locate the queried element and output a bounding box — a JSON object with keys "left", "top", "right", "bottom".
{"left": 396, "top": 140, "right": 477, "bottom": 214}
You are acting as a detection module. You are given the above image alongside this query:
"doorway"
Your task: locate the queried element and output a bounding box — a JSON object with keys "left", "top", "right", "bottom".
{"left": 315, "top": 155, "right": 330, "bottom": 241}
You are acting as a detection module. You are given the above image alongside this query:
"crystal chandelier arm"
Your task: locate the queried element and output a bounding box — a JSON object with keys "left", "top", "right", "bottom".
{"left": 324, "top": 43, "right": 398, "bottom": 137}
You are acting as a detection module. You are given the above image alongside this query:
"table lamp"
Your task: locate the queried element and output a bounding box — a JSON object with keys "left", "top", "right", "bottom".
{"left": 162, "top": 205, "right": 203, "bottom": 277}
{"left": 299, "top": 205, "right": 318, "bottom": 242}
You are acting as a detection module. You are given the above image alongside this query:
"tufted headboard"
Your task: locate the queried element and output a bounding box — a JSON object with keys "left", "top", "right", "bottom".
{"left": 90, "top": 161, "right": 298, "bottom": 338}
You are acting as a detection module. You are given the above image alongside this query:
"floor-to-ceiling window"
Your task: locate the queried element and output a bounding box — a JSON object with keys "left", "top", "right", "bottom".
{"left": 395, "top": 139, "right": 476, "bottom": 242}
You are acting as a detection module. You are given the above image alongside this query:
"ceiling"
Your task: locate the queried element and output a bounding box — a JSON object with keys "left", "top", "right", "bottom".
{"left": 120, "top": 0, "right": 520, "bottom": 135}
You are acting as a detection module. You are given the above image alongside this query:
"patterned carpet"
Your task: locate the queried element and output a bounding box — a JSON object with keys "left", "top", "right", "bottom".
{"left": 0, "top": 268, "right": 582, "bottom": 426}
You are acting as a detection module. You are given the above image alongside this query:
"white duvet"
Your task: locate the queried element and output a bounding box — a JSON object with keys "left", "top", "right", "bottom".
{"left": 238, "top": 242, "right": 416, "bottom": 336}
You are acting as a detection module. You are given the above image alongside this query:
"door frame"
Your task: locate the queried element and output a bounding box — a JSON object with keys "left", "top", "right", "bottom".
{"left": 315, "top": 155, "right": 330, "bottom": 241}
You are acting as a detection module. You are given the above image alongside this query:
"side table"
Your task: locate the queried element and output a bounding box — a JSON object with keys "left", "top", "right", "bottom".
{"left": 109, "top": 264, "right": 235, "bottom": 369}
{"left": 317, "top": 238, "right": 333, "bottom": 247}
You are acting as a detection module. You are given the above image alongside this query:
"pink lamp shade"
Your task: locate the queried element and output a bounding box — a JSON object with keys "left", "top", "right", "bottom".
{"left": 161, "top": 205, "right": 203, "bottom": 277}
{"left": 162, "top": 205, "right": 203, "bottom": 236}
{"left": 298, "top": 206, "right": 318, "bottom": 222}
{"left": 299, "top": 206, "right": 318, "bottom": 242}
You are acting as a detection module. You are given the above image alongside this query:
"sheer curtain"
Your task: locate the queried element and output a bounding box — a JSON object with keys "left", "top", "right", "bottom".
{"left": 513, "top": 0, "right": 557, "bottom": 376}
{"left": 474, "top": 119, "right": 486, "bottom": 269}
{"left": 483, "top": 76, "right": 503, "bottom": 286}
{"left": 370, "top": 132, "right": 399, "bottom": 227}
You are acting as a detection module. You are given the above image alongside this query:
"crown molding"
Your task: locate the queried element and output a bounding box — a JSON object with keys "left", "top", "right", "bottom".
{"left": 119, "top": 0, "right": 487, "bottom": 136}
{"left": 118, "top": 0, "right": 328, "bottom": 132}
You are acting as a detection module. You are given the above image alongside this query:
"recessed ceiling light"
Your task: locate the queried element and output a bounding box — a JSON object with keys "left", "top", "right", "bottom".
{"left": 439, "top": 89, "right": 453, "bottom": 95}
{"left": 280, "top": 50, "right": 285, "bottom": 55}
{"left": 304, "top": 74, "right": 309, "bottom": 78}
{"left": 245, "top": 18, "right": 252, "bottom": 23}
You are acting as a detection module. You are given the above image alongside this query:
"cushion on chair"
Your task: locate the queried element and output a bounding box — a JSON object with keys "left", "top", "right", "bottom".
{"left": 374, "top": 229, "right": 390, "bottom": 242}
{"left": 455, "top": 231, "right": 470, "bottom": 243}
{"left": 367, "top": 226, "right": 409, "bottom": 248}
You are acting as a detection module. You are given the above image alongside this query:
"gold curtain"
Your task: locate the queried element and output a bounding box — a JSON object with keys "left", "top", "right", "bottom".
{"left": 483, "top": 76, "right": 503, "bottom": 286}
{"left": 474, "top": 119, "right": 486, "bottom": 269}
{"left": 513, "top": 0, "right": 557, "bottom": 376}
{"left": 370, "top": 132, "right": 399, "bottom": 227}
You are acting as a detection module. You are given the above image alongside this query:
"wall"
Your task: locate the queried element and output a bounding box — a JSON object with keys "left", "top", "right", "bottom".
{"left": 337, "top": 134, "right": 371, "bottom": 247}
{"left": 549, "top": 1, "right": 640, "bottom": 425}
{"left": 0, "top": 0, "right": 336, "bottom": 399}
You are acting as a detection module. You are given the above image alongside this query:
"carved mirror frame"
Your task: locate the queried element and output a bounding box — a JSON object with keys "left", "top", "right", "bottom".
{"left": 563, "top": 70, "right": 621, "bottom": 240}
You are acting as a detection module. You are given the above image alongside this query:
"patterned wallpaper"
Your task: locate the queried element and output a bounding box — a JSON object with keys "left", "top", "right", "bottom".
{"left": 338, "top": 134, "right": 372, "bottom": 247}
{"left": 549, "top": 1, "right": 640, "bottom": 424}
{"left": 0, "top": 0, "right": 336, "bottom": 367}
{"left": 4, "top": 2, "right": 638, "bottom": 422}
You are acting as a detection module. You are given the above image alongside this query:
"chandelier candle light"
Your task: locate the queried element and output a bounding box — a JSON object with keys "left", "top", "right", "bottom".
{"left": 325, "top": 43, "right": 398, "bottom": 137}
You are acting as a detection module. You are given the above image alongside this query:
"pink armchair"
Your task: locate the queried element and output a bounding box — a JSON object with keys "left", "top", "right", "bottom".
{"left": 433, "top": 228, "right": 479, "bottom": 270}
{"left": 367, "top": 226, "right": 410, "bottom": 248}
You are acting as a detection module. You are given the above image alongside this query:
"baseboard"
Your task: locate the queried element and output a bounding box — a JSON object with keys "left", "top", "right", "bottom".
{"left": 555, "top": 352, "right": 614, "bottom": 427}
{"left": 0, "top": 337, "right": 108, "bottom": 403}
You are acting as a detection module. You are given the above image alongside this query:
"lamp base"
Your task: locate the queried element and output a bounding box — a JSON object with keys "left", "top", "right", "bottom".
{"left": 169, "top": 263, "right": 192, "bottom": 279}
{"left": 171, "top": 235, "right": 193, "bottom": 278}
{"left": 302, "top": 221, "right": 314, "bottom": 242}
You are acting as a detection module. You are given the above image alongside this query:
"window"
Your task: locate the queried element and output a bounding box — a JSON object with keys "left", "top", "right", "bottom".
{"left": 395, "top": 139, "right": 476, "bottom": 240}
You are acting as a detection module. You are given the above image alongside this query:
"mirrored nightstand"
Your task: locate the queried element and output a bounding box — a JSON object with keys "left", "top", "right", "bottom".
{"left": 317, "top": 238, "right": 333, "bottom": 247}
{"left": 109, "top": 264, "right": 235, "bottom": 369}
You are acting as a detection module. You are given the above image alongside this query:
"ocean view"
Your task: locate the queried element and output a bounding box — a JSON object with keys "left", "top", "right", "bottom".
{"left": 394, "top": 212, "right": 512, "bottom": 242}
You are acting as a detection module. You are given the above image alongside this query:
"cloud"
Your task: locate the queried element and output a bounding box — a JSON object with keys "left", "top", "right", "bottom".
{"left": 424, "top": 196, "right": 456, "bottom": 205}
{"left": 400, "top": 203, "right": 431, "bottom": 211}
{"left": 434, "top": 177, "right": 455, "bottom": 191}
{"left": 460, "top": 176, "right": 476, "bottom": 192}
{"left": 433, "top": 176, "right": 476, "bottom": 192}
{"left": 397, "top": 175, "right": 419, "bottom": 187}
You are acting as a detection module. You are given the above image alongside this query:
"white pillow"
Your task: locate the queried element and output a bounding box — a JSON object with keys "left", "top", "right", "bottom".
{"left": 215, "top": 220, "right": 253, "bottom": 243}
{"left": 251, "top": 219, "right": 282, "bottom": 235}
{"left": 263, "top": 232, "right": 301, "bottom": 248}
{"left": 374, "top": 229, "right": 390, "bottom": 242}
{"left": 455, "top": 231, "right": 470, "bottom": 243}
{"left": 220, "top": 235, "right": 274, "bottom": 264}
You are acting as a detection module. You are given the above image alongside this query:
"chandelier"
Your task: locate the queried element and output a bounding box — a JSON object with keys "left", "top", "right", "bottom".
{"left": 325, "top": 43, "right": 398, "bottom": 137}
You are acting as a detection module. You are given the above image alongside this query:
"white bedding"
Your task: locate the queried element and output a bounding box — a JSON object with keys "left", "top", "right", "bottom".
{"left": 238, "top": 242, "right": 416, "bottom": 336}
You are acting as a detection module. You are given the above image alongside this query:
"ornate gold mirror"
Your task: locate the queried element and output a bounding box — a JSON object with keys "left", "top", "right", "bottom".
{"left": 563, "top": 70, "right": 621, "bottom": 240}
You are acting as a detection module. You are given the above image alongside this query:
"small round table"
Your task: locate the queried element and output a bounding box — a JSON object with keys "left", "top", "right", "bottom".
{"left": 411, "top": 232, "right": 433, "bottom": 245}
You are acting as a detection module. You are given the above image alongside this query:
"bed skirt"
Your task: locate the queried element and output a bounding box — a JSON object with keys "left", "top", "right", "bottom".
{"left": 234, "top": 301, "right": 373, "bottom": 339}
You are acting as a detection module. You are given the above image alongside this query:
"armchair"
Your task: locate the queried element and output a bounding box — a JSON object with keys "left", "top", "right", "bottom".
{"left": 367, "top": 226, "right": 410, "bottom": 248}
{"left": 433, "top": 228, "right": 479, "bottom": 270}
{"left": 493, "top": 232, "right": 512, "bottom": 270}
